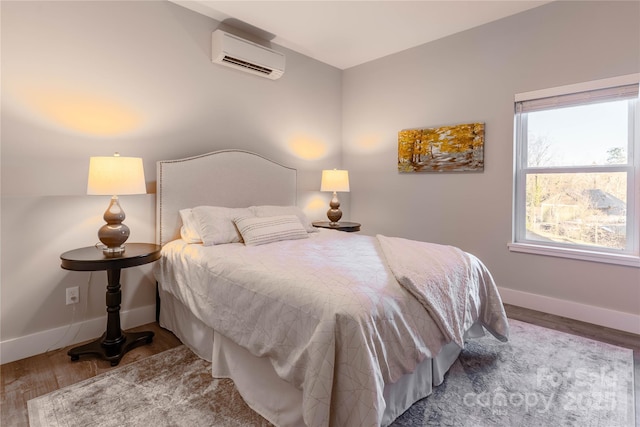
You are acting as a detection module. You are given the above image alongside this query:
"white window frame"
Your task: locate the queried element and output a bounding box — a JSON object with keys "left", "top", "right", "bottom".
{"left": 509, "top": 74, "right": 640, "bottom": 268}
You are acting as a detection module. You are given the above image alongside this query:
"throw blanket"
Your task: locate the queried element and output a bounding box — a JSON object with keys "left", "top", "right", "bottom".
{"left": 378, "top": 235, "right": 509, "bottom": 347}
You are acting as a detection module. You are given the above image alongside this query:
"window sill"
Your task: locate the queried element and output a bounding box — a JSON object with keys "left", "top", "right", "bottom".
{"left": 507, "top": 242, "right": 640, "bottom": 268}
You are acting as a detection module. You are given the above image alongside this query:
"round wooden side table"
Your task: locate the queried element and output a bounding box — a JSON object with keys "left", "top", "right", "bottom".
{"left": 60, "top": 243, "right": 161, "bottom": 366}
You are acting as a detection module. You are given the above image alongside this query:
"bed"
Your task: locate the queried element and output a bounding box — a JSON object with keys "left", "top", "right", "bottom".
{"left": 153, "top": 149, "right": 509, "bottom": 427}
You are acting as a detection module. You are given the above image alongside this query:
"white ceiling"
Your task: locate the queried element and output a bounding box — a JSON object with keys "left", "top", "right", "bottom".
{"left": 172, "top": 1, "right": 550, "bottom": 70}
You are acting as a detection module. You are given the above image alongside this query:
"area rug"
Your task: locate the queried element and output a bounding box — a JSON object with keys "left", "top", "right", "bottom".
{"left": 28, "top": 319, "right": 635, "bottom": 427}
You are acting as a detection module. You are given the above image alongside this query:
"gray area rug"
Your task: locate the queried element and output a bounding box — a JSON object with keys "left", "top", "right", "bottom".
{"left": 28, "top": 319, "right": 635, "bottom": 426}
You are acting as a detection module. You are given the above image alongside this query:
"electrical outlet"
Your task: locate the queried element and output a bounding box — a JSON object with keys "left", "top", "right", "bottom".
{"left": 66, "top": 286, "right": 79, "bottom": 305}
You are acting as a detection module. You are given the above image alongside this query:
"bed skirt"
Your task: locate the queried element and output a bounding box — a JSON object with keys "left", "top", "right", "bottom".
{"left": 158, "top": 287, "right": 481, "bottom": 427}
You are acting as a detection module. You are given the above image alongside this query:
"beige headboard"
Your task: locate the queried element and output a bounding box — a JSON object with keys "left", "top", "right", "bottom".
{"left": 156, "top": 150, "right": 297, "bottom": 246}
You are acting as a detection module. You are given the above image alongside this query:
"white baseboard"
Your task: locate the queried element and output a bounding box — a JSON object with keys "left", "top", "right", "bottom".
{"left": 499, "top": 287, "right": 640, "bottom": 335}
{"left": 0, "top": 304, "right": 156, "bottom": 365}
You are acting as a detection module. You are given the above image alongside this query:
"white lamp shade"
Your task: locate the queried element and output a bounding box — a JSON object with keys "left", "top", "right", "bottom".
{"left": 87, "top": 154, "right": 146, "bottom": 195}
{"left": 321, "top": 169, "right": 350, "bottom": 192}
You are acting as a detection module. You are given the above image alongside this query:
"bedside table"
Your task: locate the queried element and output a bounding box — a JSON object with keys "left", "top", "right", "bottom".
{"left": 60, "top": 243, "right": 162, "bottom": 366}
{"left": 312, "top": 221, "right": 361, "bottom": 232}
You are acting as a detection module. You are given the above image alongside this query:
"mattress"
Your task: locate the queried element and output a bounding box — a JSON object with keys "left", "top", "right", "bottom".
{"left": 154, "top": 229, "right": 508, "bottom": 426}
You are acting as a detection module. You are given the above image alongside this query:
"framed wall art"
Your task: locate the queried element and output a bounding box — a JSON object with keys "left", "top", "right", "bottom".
{"left": 398, "top": 122, "right": 484, "bottom": 172}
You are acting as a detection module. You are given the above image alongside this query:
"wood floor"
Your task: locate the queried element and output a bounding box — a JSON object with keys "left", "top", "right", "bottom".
{"left": 1, "top": 305, "right": 638, "bottom": 427}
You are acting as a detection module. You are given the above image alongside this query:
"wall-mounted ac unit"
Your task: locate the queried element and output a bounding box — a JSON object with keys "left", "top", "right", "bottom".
{"left": 211, "top": 29, "right": 285, "bottom": 80}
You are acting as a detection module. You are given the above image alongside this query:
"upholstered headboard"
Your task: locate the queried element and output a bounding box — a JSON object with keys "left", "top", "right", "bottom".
{"left": 156, "top": 150, "right": 297, "bottom": 246}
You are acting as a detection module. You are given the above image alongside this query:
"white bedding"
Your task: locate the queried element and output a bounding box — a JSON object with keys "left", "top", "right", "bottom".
{"left": 154, "top": 229, "right": 509, "bottom": 427}
{"left": 377, "top": 235, "right": 509, "bottom": 348}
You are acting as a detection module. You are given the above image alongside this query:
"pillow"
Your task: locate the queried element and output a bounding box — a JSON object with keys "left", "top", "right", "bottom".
{"left": 191, "top": 206, "right": 253, "bottom": 246}
{"left": 234, "top": 215, "right": 309, "bottom": 246}
{"left": 249, "top": 205, "right": 318, "bottom": 233}
{"left": 179, "top": 209, "right": 203, "bottom": 244}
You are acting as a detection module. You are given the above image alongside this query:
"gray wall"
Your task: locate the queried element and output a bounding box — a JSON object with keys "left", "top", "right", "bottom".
{"left": 1, "top": 0, "right": 342, "bottom": 359}
{"left": 343, "top": 1, "right": 640, "bottom": 326}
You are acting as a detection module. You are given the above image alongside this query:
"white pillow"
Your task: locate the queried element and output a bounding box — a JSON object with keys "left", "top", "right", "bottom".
{"left": 249, "top": 205, "right": 318, "bottom": 233}
{"left": 179, "top": 209, "right": 203, "bottom": 244}
{"left": 191, "top": 206, "right": 253, "bottom": 246}
{"left": 234, "top": 215, "right": 309, "bottom": 246}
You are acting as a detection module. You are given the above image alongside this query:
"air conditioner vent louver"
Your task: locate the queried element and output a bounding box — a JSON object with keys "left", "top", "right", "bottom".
{"left": 222, "top": 56, "right": 273, "bottom": 76}
{"left": 212, "top": 30, "right": 285, "bottom": 80}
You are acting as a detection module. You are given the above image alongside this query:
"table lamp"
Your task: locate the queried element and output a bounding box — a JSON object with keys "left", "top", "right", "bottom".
{"left": 320, "top": 169, "right": 350, "bottom": 224}
{"left": 87, "top": 153, "right": 146, "bottom": 255}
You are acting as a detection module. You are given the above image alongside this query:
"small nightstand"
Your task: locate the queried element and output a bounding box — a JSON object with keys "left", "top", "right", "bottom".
{"left": 312, "top": 221, "right": 361, "bottom": 232}
{"left": 60, "top": 243, "right": 162, "bottom": 366}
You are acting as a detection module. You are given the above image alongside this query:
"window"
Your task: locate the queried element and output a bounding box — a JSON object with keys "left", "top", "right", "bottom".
{"left": 510, "top": 75, "right": 640, "bottom": 267}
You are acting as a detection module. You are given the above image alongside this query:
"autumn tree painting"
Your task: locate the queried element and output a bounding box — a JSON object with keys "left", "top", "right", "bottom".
{"left": 398, "top": 122, "right": 485, "bottom": 172}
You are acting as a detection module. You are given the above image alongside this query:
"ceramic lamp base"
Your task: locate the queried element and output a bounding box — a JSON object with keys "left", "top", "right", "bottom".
{"left": 98, "top": 196, "right": 130, "bottom": 254}
{"left": 326, "top": 191, "right": 343, "bottom": 224}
